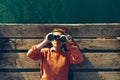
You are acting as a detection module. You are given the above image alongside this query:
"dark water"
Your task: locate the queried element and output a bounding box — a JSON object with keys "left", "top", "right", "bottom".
{"left": 0, "top": 0, "right": 120, "bottom": 23}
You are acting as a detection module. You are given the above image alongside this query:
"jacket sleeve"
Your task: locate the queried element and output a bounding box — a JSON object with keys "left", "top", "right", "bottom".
{"left": 27, "top": 45, "right": 43, "bottom": 60}
{"left": 66, "top": 41, "right": 84, "bottom": 64}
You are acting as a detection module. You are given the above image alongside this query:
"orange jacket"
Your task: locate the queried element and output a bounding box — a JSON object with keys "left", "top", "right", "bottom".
{"left": 27, "top": 41, "right": 84, "bottom": 80}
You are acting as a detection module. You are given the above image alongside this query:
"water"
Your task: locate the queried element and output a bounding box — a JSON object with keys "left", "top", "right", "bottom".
{"left": 0, "top": 0, "right": 120, "bottom": 23}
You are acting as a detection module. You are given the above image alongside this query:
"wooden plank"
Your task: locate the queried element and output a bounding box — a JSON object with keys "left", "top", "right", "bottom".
{"left": 99, "top": 72, "right": 120, "bottom": 80}
{"left": 0, "top": 53, "right": 119, "bottom": 69}
{"left": 0, "top": 72, "right": 119, "bottom": 80}
{"left": 0, "top": 24, "right": 120, "bottom": 80}
{"left": 0, "top": 72, "right": 40, "bottom": 80}
{"left": 73, "top": 72, "right": 120, "bottom": 80}
{"left": 0, "top": 24, "right": 120, "bottom": 38}
{"left": 3, "top": 39, "right": 120, "bottom": 50}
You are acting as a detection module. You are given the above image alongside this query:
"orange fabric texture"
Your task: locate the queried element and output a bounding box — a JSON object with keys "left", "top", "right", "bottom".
{"left": 27, "top": 41, "right": 83, "bottom": 80}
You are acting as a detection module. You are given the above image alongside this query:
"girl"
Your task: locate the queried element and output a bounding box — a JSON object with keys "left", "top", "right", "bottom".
{"left": 27, "top": 28, "right": 84, "bottom": 80}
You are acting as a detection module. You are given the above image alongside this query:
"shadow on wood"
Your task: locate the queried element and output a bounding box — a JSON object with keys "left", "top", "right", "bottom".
{"left": 68, "top": 56, "right": 100, "bottom": 80}
{"left": 0, "top": 37, "right": 26, "bottom": 80}
{"left": 68, "top": 40, "right": 100, "bottom": 80}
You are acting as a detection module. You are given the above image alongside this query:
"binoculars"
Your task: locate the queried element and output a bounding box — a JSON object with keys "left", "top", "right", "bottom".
{"left": 47, "top": 34, "right": 67, "bottom": 42}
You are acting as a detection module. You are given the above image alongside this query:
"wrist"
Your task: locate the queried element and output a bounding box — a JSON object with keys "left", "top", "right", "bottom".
{"left": 43, "top": 39, "right": 49, "bottom": 44}
{"left": 36, "top": 40, "right": 49, "bottom": 49}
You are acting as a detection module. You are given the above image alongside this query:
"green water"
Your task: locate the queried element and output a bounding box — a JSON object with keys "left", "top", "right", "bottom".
{"left": 0, "top": 0, "right": 120, "bottom": 23}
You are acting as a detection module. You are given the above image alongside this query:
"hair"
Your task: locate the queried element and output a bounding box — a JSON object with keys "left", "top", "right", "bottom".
{"left": 52, "top": 28, "right": 65, "bottom": 34}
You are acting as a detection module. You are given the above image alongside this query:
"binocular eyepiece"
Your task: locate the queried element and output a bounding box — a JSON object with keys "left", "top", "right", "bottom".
{"left": 48, "top": 34, "right": 67, "bottom": 42}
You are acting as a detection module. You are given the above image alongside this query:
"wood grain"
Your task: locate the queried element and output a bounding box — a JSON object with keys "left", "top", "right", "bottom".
{"left": 3, "top": 39, "right": 120, "bottom": 50}
{"left": 0, "top": 53, "right": 119, "bottom": 69}
{"left": 0, "top": 24, "right": 120, "bottom": 38}
{"left": 0, "top": 24, "right": 120, "bottom": 80}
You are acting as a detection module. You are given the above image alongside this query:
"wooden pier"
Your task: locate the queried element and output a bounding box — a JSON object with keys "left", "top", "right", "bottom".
{"left": 0, "top": 24, "right": 120, "bottom": 80}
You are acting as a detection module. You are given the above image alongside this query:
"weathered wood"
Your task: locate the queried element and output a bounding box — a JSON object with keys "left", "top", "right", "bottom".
{"left": 15, "top": 53, "right": 120, "bottom": 69}
{"left": 0, "top": 72, "right": 119, "bottom": 80}
{"left": 0, "top": 24, "right": 120, "bottom": 80}
{"left": 0, "top": 24, "right": 120, "bottom": 38}
{"left": 73, "top": 72, "right": 120, "bottom": 80}
{"left": 3, "top": 39, "right": 120, "bottom": 50}
{"left": 0, "top": 72, "right": 40, "bottom": 80}
{"left": 0, "top": 53, "right": 119, "bottom": 69}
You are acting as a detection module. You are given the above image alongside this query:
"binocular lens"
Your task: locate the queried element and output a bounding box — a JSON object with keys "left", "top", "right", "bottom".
{"left": 48, "top": 34, "right": 54, "bottom": 41}
{"left": 59, "top": 36, "right": 67, "bottom": 42}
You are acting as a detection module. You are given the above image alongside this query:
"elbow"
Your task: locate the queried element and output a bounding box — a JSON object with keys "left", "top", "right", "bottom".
{"left": 75, "top": 55, "right": 84, "bottom": 64}
{"left": 78, "top": 52, "right": 84, "bottom": 64}
{"left": 27, "top": 52, "right": 30, "bottom": 57}
{"left": 27, "top": 49, "right": 33, "bottom": 58}
{"left": 70, "top": 56, "right": 84, "bottom": 64}
{"left": 79, "top": 56, "right": 84, "bottom": 64}
{"left": 27, "top": 53, "right": 31, "bottom": 59}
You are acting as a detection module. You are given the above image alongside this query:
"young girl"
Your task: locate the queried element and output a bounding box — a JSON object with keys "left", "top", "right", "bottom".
{"left": 27, "top": 28, "right": 84, "bottom": 80}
